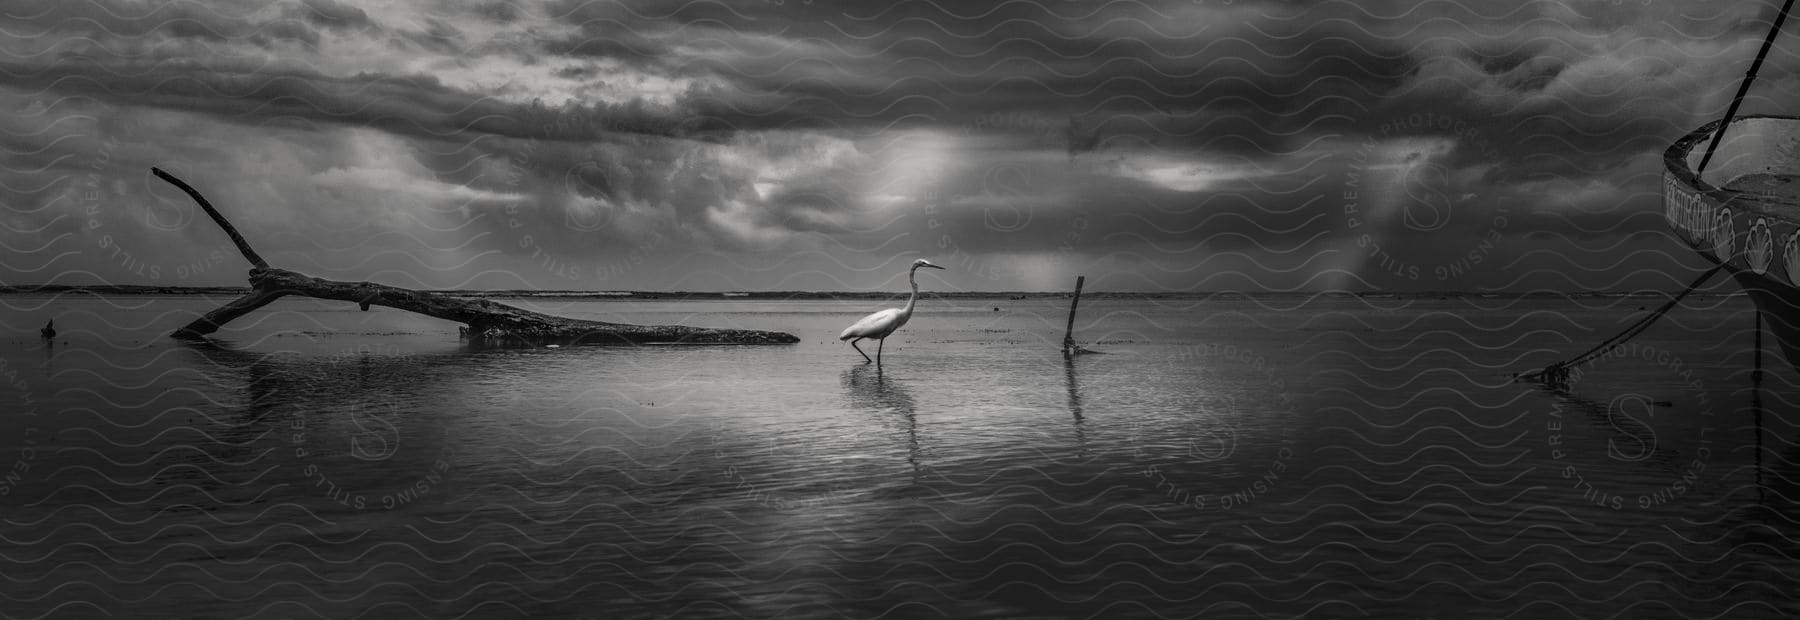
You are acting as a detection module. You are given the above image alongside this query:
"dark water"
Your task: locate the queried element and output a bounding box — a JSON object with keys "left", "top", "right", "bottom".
{"left": 1, "top": 293, "right": 1795, "bottom": 618}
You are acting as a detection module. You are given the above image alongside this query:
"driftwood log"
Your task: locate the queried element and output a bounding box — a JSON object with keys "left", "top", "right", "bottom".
{"left": 152, "top": 168, "right": 799, "bottom": 345}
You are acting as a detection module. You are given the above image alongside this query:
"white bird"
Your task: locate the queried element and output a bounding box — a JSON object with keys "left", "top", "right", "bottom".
{"left": 840, "top": 259, "right": 945, "bottom": 364}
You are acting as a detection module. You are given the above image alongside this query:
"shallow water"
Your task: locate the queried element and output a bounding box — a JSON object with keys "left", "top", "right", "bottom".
{"left": 1, "top": 293, "right": 1795, "bottom": 618}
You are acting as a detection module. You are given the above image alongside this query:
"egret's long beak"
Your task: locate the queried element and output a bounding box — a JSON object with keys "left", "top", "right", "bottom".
{"left": 923, "top": 263, "right": 945, "bottom": 270}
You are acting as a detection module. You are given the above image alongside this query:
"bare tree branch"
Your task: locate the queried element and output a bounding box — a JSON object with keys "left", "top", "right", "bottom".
{"left": 172, "top": 288, "right": 289, "bottom": 339}
{"left": 151, "top": 167, "right": 269, "bottom": 270}
{"left": 152, "top": 169, "right": 799, "bottom": 346}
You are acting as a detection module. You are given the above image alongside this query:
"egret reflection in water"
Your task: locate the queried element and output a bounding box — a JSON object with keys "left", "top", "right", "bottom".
{"left": 842, "top": 364, "right": 922, "bottom": 475}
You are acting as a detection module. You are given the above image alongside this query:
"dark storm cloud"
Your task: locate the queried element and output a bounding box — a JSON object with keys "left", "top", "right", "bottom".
{"left": 540, "top": 0, "right": 1413, "bottom": 154}
{"left": 0, "top": 59, "right": 707, "bottom": 144}
{"left": 1327, "top": 1, "right": 1790, "bottom": 171}
{"left": 292, "top": 0, "right": 373, "bottom": 31}
{"left": 911, "top": 153, "right": 1329, "bottom": 254}
{"left": 0, "top": 2, "right": 711, "bottom": 142}
{"left": 404, "top": 134, "right": 700, "bottom": 256}
{"left": 2, "top": 0, "right": 325, "bottom": 48}
{"left": 1, "top": 0, "right": 1792, "bottom": 290}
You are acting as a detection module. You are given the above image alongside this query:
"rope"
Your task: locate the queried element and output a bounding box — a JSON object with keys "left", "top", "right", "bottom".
{"left": 1696, "top": 0, "right": 1797, "bottom": 176}
{"left": 1518, "top": 263, "right": 1727, "bottom": 387}
{"left": 1526, "top": 0, "right": 1786, "bottom": 388}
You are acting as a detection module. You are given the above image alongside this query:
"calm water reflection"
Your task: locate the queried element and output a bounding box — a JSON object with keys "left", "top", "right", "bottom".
{"left": 0, "top": 293, "right": 1796, "bottom": 618}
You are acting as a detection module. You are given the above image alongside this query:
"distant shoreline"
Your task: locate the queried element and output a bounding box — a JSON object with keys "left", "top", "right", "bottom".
{"left": 0, "top": 285, "right": 1747, "bottom": 300}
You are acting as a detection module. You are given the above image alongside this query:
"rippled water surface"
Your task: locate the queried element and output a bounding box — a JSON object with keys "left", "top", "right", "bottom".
{"left": 2, "top": 293, "right": 1796, "bottom": 618}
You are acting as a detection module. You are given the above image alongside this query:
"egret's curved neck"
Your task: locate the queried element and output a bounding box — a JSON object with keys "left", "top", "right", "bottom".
{"left": 902, "top": 266, "right": 921, "bottom": 315}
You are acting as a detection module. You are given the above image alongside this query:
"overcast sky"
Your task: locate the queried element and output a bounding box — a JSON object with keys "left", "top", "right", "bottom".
{"left": 3, "top": 0, "right": 1796, "bottom": 292}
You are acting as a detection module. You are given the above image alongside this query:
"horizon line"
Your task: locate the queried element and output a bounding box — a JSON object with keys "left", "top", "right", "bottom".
{"left": 0, "top": 284, "right": 1750, "bottom": 298}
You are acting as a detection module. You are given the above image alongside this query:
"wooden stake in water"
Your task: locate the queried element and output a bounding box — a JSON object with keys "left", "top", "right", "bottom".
{"left": 1063, "top": 276, "right": 1084, "bottom": 358}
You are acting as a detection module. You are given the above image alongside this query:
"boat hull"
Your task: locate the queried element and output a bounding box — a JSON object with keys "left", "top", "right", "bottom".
{"left": 1730, "top": 270, "right": 1800, "bottom": 368}
{"left": 1666, "top": 115, "right": 1800, "bottom": 370}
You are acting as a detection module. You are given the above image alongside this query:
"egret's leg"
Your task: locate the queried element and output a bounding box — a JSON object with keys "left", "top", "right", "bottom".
{"left": 876, "top": 338, "right": 884, "bottom": 365}
{"left": 850, "top": 338, "right": 872, "bottom": 363}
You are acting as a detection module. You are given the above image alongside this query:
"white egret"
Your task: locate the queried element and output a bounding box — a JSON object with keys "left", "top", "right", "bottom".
{"left": 840, "top": 259, "right": 945, "bottom": 364}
